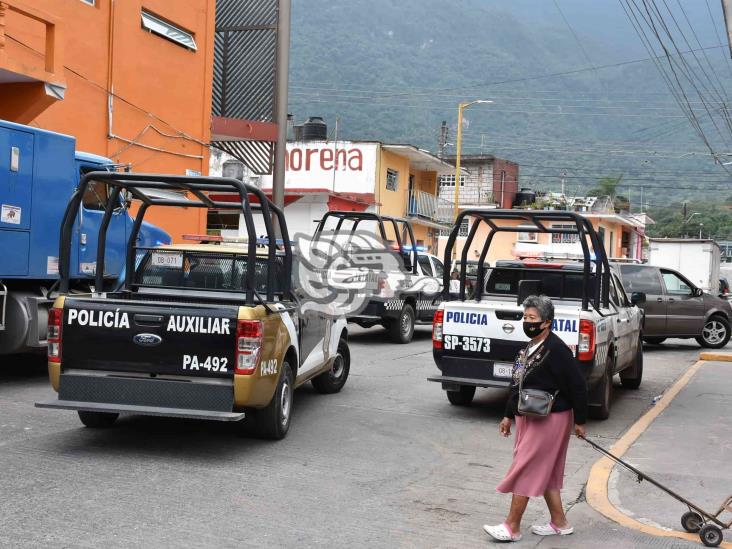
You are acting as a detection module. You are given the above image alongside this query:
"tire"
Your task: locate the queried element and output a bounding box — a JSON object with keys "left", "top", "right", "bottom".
{"left": 620, "top": 338, "right": 643, "bottom": 390}
{"left": 389, "top": 303, "right": 415, "bottom": 344}
{"left": 78, "top": 411, "right": 118, "bottom": 428}
{"left": 643, "top": 337, "right": 666, "bottom": 345}
{"left": 589, "top": 358, "right": 613, "bottom": 420}
{"left": 253, "top": 361, "right": 294, "bottom": 440}
{"left": 696, "top": 316, "right": 731, "bottom": 349}
{"left": 312, "top": 339, "right": 350, "bottom": 394}
{"left": 681, "top": 511, "right": 703, "bottom": 533}
{"left": 699, "top": 524, "right": 723, "bottom": 547}
{"left": 446, "top": 385, "right": 476, "bottom": 406}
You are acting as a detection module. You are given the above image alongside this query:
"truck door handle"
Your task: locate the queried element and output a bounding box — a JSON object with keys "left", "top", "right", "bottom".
{"left": 618, "top": 318, "right": 629, "bottom": 323}
{"left": 134, "top": 314, "right": 164, "bottom": 326}
{"left": 668, "top": 298, "right": 675, "bottom": 303}
{"left": 656, "top": 297, "right": 663, "bottom": 302}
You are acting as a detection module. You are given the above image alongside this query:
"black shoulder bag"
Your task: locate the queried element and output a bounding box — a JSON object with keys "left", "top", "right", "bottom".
{"left": 517, "top": 344, "right": 559, "bottom": 417}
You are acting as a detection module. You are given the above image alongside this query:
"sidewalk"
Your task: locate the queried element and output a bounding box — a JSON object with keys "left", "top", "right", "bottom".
{"left": 607, "top": 358, "right": 732, "bottom": 546}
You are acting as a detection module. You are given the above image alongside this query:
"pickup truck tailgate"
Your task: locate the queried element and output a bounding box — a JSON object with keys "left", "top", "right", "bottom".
{"left": 433, "top": 300, "right": 581, "bottom": 387}
{"left": 62, "top": 298, "right": 238, "bottom": 378}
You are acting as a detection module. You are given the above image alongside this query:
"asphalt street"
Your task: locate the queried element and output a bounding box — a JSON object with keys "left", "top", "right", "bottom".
{"left": 0, "top": 328, "right": 719, "bottom": 548}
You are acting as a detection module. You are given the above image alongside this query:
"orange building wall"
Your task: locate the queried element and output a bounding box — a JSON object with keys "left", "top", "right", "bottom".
{"left": 0, "top": 0, "right": 215, "bottom": 242}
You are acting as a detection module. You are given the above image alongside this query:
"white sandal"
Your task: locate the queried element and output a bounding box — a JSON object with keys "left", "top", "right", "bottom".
{"left": 483, "top": 522, "right": 523, "bottom": 542}
{"left": 531, "top": 522, "right": 574, "bottom": 536}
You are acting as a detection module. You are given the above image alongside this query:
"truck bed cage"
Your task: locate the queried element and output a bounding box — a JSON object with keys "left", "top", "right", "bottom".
{"left": 442, "top": 209, "right": 610, "bottom": 311}
{"left": 58, "top": 172, "right": 292, "bottom": 306}
{"left": 313, "top": 211, "right": 420, "bottom": 275}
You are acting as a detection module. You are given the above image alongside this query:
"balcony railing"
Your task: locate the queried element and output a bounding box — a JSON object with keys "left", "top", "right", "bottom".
{"left": 407, "top": 189, "right": 454, "bottom": 225}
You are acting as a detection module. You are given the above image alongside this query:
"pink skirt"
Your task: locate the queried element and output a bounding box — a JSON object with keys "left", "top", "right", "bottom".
{"left": 496, "top": 410, "right": 573, "bottom": 497}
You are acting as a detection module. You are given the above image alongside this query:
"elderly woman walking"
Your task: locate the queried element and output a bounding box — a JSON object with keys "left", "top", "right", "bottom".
{"left": 484, "top": 295, "right": 588, "bottom": 542}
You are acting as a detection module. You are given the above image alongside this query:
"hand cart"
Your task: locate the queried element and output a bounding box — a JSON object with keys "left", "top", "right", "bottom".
{"left": 582, "top": 436, "right": 731, "bottom": 547}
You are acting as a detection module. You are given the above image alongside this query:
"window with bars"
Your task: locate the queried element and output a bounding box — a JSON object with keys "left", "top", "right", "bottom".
{"left": 439, "top": 174, "right": 466, "bottom": 187}
{"left": 386, "top": 169, "right": 399, "bottom": 191}
{"left": 551, "top": 224, "right": 580, "bottom": 244}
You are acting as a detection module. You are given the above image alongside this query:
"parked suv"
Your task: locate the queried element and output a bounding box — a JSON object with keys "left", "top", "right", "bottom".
{"left": 617, "top": 264, "right": 732, "bottom": 348}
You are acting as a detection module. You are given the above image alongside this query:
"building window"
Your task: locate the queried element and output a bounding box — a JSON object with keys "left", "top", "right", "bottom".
{"left": 439, "top": 174, "right": 465, "bottom": 187}
{"left": 458, "top": 218, "right": 470, "bottom": 237}
{"left": 551, "top": 223, "right": 580, "bottom": 244}
{"left": 517, "top": 225, "right": 538, "bottom": 243}
{"left": 141, "top": 11, "right": 197, "bottom": 51}
{"left": 386, "top": 169, "right": 399, "bottom": 191}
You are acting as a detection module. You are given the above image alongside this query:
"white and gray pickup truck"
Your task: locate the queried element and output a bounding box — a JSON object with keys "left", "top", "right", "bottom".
{"left": 429, "top": 210, "right": 644, "bottom": 420}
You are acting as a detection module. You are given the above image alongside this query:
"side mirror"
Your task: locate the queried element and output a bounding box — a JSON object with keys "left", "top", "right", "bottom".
{"left": 630, "top": 292, "right": 646, "bottom": 305}
{"left": 694, "top": 287, "right": 704, "bottom": 297}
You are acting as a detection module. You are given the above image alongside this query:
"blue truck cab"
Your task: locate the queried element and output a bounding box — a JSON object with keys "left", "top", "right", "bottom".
{"left": 0, "top": 119, "right": 170, "bottom": 355}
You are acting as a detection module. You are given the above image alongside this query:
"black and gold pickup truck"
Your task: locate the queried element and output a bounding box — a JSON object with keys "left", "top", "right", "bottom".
{"left": 36, "top": 173, "right": 349, "bottom": 440}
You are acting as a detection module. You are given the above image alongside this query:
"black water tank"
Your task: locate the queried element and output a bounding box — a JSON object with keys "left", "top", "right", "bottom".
{"left": 514, "top": 188, "right": 536, "bottom": 207}
{"left": 302, "top": 117, "right": 327, "bottom": 141}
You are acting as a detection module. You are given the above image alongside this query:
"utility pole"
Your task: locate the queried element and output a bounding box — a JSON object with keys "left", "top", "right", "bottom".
{"left": 560, "top": 170, "right": 566, "bottom": 196}
{"left": 331, "top": 115, "right": 339, "bottom": 192}
{"left": 272, "top": 0, "right": 291, "bottom": 212}
{"left": 438, "top": 121, "right": 448, "bottom": 159}
{"left": 722, "top": 0, "right": 732, "bottom": 58}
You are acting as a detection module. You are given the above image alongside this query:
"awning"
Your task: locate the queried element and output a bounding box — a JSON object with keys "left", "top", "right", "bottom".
{"left": 382, "top": 144, "right": 466, "bottom": 175}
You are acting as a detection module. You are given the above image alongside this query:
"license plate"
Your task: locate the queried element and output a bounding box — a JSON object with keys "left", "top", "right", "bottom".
{"left": 443, "top": 335, "right": 491, "bottom": 353}
{"left": 152, "top": 252, "right": 183, "bottom": 268}
{"left": 493, "top": 363, "right": 513, "bottom": 378}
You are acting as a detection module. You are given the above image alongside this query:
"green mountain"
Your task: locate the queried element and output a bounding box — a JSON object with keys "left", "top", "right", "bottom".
{"left": 288, "top": 0, "right": 732, "bottom": 223}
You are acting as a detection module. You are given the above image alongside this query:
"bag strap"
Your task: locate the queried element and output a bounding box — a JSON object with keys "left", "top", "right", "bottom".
{"left": 519, "top": 339, "right": 558, "bottom": 398}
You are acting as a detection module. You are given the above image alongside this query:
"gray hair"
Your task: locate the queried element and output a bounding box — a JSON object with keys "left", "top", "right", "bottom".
{"left": 522, "top": 294, "right": 554, "bottom": 321}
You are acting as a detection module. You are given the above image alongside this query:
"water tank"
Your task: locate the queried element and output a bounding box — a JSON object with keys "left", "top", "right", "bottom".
{"left": 302, "top": 117, "right": 327, "bottom": 141}
{"left": 222, "top": 158, "right": 245, "bottom": 180}
{"left": 514, "top": 188, "right": 536, "bottom": 208}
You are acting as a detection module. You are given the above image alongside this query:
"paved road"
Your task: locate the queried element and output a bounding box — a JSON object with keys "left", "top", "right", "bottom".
{"left": 0, "top": 329, "right": 716, "bottom": 548}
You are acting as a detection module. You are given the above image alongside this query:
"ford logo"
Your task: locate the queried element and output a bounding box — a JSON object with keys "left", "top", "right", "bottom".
{"left": 133, "top": 333, "right": 162, "bottom": 347}
{"left": 502, "top": 323, "right": 515, "bottom": 334}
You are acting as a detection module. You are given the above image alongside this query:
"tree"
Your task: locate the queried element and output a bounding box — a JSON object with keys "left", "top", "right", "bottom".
{"left": 587, "top": 175, "right": 623, "bottom": 199}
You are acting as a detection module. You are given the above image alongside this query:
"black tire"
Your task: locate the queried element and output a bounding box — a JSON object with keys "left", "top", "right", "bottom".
{"left": 312, "top": 339, "right": 350, "bottom": 394}
{"left": 696, "top": 316, "right": 731, "bottom": 349}
{"left": 446, "top": 385, "right": 476, "bottom": 406}
{"left": 700, "top": 524, "right": 723, "bottom": 547}
{"left": 253, "top": 361, "right": 294, "bottom": 440}
{"left": 589, "top": 358, "right": 613, "bottom": 420}
{"left": 643, "top": 337, "right": 666, "bottom": 345}
{"left": 389, "top": 303, "right": 415, "bottom": 344}
{"left": 681, "top": 511, "right": 703, "bottom": 533}
{"left": 620, "top": 338, "right": 643, "bottom": 390}
{"left": 78, "top": 410, "right": 118, "bottom": 428}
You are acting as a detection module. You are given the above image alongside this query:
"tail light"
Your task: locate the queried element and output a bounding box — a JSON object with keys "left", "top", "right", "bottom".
{"left": 577, "top": 319, "right": 596, "bottom": 361}
{"left": 48, "top": 308, "right": 63, "bottom": 363}
{"left": 236, "top": 320, "right": 263, "bottom": 375}
{"left": 433, "top": 309, "right": 444, "bottom": 349}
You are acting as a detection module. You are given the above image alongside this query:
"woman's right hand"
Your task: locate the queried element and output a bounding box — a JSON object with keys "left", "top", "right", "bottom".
{"left": 499, "top": 417, "right": 512, "bottom": 437}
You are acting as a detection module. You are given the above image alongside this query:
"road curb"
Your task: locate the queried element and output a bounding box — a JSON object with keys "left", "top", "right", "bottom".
{"left": 585, "top": 359, "right": 732, "bottom": 548}
{"left": 699, "top": 352, "right": 732, "bottom": 362}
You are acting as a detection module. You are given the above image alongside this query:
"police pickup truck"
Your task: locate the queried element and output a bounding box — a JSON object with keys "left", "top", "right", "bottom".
{"left": 313, "top": 211, "right": 442, "bottom": 343}
{"left": 36, "top": 173, "right": 349, "bottom": 440}
{"left": 429, "top": 210, "right": 644, "bottom": 420}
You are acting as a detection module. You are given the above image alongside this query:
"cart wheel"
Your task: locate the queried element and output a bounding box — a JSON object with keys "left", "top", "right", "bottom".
{"left": 680, "top": 511, "right": 703, "bottom": 533}
{"left": 699, "top": 524, "right": 723, "bottom": 547}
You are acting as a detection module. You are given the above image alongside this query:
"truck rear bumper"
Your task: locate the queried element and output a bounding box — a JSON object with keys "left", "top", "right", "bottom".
{"left": 35, "top": 400, "right": 245, "bottom": 421}
{"left": 36, "top": 371, "right": 243, "bottom": 421}
{"left": 427, "top": 374, "right": 510, "bottom": 389}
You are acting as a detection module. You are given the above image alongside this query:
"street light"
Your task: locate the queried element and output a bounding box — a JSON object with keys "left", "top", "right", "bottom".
{"left": 454, "top": 100, "right": 493, "bottom": 222}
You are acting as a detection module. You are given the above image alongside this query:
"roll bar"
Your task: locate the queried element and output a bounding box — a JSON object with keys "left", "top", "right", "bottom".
{"left": 442, "top": 209, "right": 610, "bottom": 311}
{"left": 58, "top": 172, "right": 292, "bottom": 306}
{"left": 313, "top": 211, "right": 420, "bottom": 275}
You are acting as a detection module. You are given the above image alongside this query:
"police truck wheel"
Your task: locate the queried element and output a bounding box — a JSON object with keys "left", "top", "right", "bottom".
{"left": 446, "top": 386, "right": 476, "bottom": 406}
{"left": 254, "top": 361, "right": 294, "bottom": 440}
{"left": 312, "top": 339, "right": 350, "bottom": 394}
{"left": 699, "top": 524, "right": 723, "bottom": 547}
{"left": 696, "top": 316, "right": 731, "bottom": 349}
{"left": 389, "top": 304, "right": 415, "bottom": 344}
{"left": 680, "top": 511, "right": 703, "bottom": 533}
{"left": 77, "top": 411, "right": 118, "bottom": 428}
{"left": 620, "top": 338, "right": 643, "bottom": 390}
